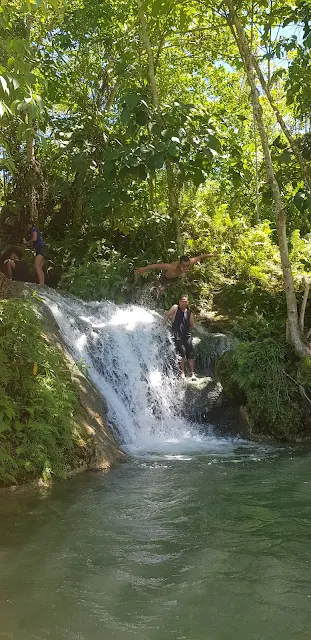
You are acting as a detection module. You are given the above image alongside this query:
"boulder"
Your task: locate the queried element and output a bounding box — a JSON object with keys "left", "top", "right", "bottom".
{"left": 183, "top": 376, "right": 223, "bottom": 421}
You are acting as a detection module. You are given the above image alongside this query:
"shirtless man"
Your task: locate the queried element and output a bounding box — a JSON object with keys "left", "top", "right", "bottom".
{"left": 135, "top": 252, "right": 217, "bottom": 295}
{"left": 164, "top": 294, "right": 195, "bottom": 379}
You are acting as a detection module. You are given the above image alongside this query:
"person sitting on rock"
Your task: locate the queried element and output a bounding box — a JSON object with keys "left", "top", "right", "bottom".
{"left": 164, "top": 294, "right": 195, "bottom": 380}
{"left": 1, "top": 246, "right": 32, "bottom": 282}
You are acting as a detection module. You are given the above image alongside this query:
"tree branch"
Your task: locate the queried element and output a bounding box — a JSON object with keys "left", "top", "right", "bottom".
{"left": 137, "top": 0, "right": 159, "bottom": 107}
{"left": 251, "top": 54, "right": 311, "bottom": 194}
{"left": 105, "top": 81, "right": 118, "bottom": 113}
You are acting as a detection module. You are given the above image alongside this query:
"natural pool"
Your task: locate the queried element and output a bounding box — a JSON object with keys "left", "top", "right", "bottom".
{"left": 1, "top": 445, "right": 311, "bottom": 640}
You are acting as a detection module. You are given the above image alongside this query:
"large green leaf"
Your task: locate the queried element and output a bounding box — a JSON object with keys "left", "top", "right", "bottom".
{"left": 207, "top": 134, "right": 221, "bottom": 153}
{"left": 167, "top": 140, "right": 179, "bottom": 157}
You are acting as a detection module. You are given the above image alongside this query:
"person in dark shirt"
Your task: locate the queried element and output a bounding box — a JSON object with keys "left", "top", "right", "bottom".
{"left": 1, "top": 246, "right": 32, "bottom": 282}
{"left": 164, "top": 294, "right": 195, "bottom": 379}
{"left": 23, "top": 223, "right": 49, "bottom": 285}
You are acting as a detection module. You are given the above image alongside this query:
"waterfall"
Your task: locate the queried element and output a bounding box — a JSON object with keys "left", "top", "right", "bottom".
{"left": 41, "top": 290, "right": 236, "bottom": 455}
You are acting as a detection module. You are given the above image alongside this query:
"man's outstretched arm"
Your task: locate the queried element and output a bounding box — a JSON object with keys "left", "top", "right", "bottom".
{"left": 135, "top": 261, "right": 173, "bottom": 275}
{"left": 190, "top": 252, "right": 218, "bottom": 264}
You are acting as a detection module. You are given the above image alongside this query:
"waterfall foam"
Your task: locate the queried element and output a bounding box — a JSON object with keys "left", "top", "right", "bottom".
{"left": 41, "top": 290, "right": 238, "bottom": 455}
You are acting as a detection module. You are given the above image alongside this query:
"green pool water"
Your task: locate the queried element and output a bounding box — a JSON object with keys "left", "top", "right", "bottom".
{"left": 1, "top": 445, "right": 311, "bottom": 640}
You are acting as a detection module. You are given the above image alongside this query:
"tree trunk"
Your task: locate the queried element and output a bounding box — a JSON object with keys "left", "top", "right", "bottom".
{"left": 137, "top": 0, "right": 159, "bottom": 108}
{"left": 166, "top": 158, "right": 182, "bottom": 250}
{"left": 26, "top": 130, "right": 38, "bottom": 224}
{"left": 225, "top": 0, "right": 307, "bottom": 358}
{"left": 228, "top": 15, "right": 311, "bottom": 194}
{"left": 24, "top": 14, "right": 39, "bottom": 224}
{"left": 148, "top": 173, "right": 155, "bottom": 210}
{"left": 253, "top": 115, "right": 260, "bottom": 222}
{"left": 70, "top": 171, "right": 83, "bottom": 227}
{"left": 105, "top": 81, "right": 118, "bottom": 113}
{"left": 137, "top": 0, "right": 182, "bottom": 251}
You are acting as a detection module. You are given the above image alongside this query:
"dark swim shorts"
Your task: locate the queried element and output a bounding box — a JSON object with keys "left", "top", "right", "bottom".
{"left": 173, "top": 334, "right": 194, "bottom": 359}
{"left": 159, "top": 273, "right": 179, "bottom": 286}
{"left": 36, "top": 245, "right": 49, "bottom": 259}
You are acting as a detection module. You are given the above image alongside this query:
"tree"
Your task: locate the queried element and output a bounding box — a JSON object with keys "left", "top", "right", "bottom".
{"left": 0, "top": 0, "right": 67, "bottom": 224}
{"left": 223, "top": 0, "right": 308, "bottom": 358}
{"left": 137, "top": 0, "right": 182, "bottom": 249}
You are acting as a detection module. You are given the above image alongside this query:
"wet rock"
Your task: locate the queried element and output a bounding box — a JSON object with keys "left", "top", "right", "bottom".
{"left": 207, "top": 404, "right": 251, "bottom": 439}
{"left": 183, "top": 376, "right": 223, "bottom": 421}
{"left": 193, "top": 326, "right": 238, "bottom": 375}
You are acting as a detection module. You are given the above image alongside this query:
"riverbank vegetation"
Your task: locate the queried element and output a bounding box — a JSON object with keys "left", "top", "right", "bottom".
{"left": 0, "top": 299, "right": 91, "bottom": 485}
{"left": 1, "top": 0, "right": 311, "bottom": 442}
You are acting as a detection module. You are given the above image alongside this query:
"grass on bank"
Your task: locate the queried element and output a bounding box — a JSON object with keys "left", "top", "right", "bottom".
{"left": 0, "top": 298, "right": 90, "bottom": 486}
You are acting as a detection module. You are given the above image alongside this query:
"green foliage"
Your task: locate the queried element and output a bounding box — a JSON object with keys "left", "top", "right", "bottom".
{"left": 297, "top": 357, "right": 311, "bottom": 389}
{"left": 289, "top": 229, "right": 311, "bottom": 277}
{"left": 60, "top": 253, "right": 137, "bottom": 302}
{"left": 213, "top": 282, "right": 287, "bottom": 341}
{"left": 215, "top": 349, "right": 245, "bottom": 403}
{"left": 216, "top": 340, "right": 304, "bottom": 439}
{"left": 0, "top": 298, "right": 89, "bottom": 485}
{"left": 56, "top": 192, "right": 301, "bottom": 349}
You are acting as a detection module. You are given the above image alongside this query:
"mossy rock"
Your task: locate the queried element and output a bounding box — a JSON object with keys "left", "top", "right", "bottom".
{"left": 297, "top": 357, "right": 311, "bottom": 387}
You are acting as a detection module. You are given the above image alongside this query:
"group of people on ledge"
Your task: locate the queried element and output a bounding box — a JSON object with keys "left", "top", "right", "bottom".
{"left": 0, "top": 223, "right": 48, "bottom": 286}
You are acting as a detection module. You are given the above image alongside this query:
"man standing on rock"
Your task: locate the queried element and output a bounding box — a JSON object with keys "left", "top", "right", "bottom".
{"left": 164, "top": 294, "right": 195, "bottom": 380}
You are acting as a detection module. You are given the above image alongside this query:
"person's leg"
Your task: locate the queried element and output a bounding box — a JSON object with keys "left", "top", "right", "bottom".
{"left": 186, "top": 336, "right": 195, "bottom": 378}
{"left": 34, "top": 254, "right": 45, "bottom": 285}
{"left": 173, "top": 336, "right": 187, "bottom": 379}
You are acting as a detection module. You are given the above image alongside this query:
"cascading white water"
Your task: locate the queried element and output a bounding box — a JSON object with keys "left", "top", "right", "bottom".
{"left": 41, "top": 289, "right": 238, "bottom": 455}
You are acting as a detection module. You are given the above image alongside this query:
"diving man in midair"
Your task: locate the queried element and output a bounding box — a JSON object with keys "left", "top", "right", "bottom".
{"left": 135, "top": 252, "right": 217, "bottom": 295}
